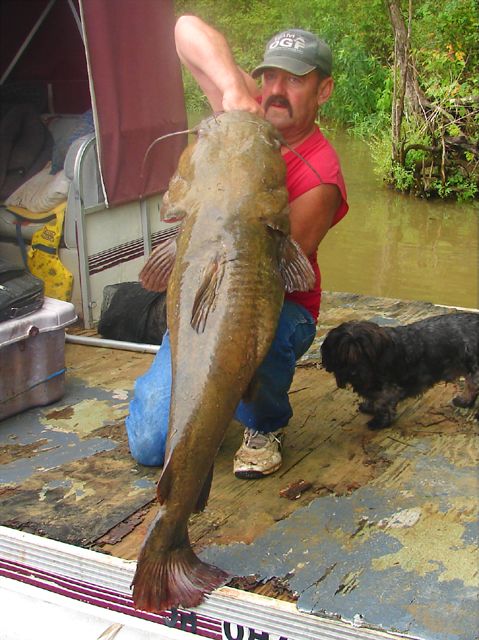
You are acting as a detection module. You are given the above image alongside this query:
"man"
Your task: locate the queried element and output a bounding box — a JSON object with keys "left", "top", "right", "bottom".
{"left": 126, "top": 16, "right": 348, "bottom": 479}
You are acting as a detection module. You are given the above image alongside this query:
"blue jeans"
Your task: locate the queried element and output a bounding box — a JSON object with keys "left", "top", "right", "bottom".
{"left": 125, "top": 300, "right": 316, "bottom": 466}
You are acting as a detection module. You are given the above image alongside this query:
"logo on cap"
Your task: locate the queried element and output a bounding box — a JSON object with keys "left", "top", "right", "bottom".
{"left": 269, "top": 34, "right": 306, "bottom": 53}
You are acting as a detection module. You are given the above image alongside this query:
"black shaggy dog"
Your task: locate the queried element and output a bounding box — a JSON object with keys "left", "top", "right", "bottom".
{"left": 321, "top": 312, "right": 479, "bottom": 429}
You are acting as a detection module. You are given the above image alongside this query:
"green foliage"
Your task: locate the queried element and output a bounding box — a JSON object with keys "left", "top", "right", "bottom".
{"left": 410, "top": 0, "right": 478, "bottom": 147}
{"left": 366, "top": 118, "right": 478, "bottom": 202}
{"left": 391, "top": 162, "right": 415, "bottom": 192}
{"left": 413, "top": 0, "right": 479, "bottom": 95}
{"left": 365, "top": 130, "right": 392, "bottom": 179}
{"left": 368, "top": 128, "right": 420, "bottom": 194}
{"left": 430, "top": 172, "right": 478, "bottom": 202}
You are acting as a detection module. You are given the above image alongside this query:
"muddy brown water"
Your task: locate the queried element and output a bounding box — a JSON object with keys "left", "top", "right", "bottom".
{"left": 319, "top": 127, "right": 478, "bottom": 310}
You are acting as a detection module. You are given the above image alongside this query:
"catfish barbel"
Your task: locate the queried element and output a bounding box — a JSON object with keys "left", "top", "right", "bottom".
{"left": 132, "top": 110, "right": 315, "bottom": 612}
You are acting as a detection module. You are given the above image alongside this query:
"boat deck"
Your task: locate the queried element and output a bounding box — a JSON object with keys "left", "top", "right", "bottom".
{"left": 1, "top": 291, "right": 477, "bottom": 640}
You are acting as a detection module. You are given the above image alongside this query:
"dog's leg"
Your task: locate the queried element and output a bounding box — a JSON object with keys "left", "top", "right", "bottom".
{"left": 452, "top": 371, "right": 479, "bottom": 408}
{"left": 368, "top": 410, "right": 396, "bottom": 430}
{"left": 367, "top": 386, "right": 403, "bottom": 430}
{"left": 359, "top": 398, "right": 375, "bottom": 414}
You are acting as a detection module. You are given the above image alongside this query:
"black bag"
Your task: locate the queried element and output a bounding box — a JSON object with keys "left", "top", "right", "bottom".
{"left": 98, "top": 282, "right": 167, "bottom": 344}
{"left": 0, "top": 258, "right": 44, "bottom": 322}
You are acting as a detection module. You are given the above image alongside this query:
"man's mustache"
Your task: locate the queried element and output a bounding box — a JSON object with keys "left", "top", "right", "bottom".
{"left": 264, "top": 95, "right": 293, "bottom": 118}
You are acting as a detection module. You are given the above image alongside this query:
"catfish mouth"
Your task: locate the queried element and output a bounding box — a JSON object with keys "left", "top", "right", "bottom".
{"left": 264, "top": 95, "right": 293, "bottom": 118}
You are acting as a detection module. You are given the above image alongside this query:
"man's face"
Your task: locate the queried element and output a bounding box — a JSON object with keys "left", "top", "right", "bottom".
{"left": 261, "top": 68, "right": 331, "bottom": 140}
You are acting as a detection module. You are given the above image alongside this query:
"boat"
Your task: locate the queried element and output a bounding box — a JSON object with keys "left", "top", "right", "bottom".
{"left": 0, "top": 2, "right": 477, "bottom": 638}
{"left": 1, "top": 289, "right": 477, "bottom": 640}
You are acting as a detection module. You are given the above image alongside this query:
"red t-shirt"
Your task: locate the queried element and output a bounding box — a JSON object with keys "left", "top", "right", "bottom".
{"left": 283, "top": 126, "right": 348, "bottom": 321}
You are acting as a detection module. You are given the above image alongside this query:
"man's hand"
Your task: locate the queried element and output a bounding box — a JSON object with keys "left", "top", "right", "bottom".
{"left": 222, "top": 84, "right": 264, "bottom": 116}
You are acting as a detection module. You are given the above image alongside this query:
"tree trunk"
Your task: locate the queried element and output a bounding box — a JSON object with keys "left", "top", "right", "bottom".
{"left": 384, "top": 0, "right": 478, "bottom": 199}
{"left": 386, "top": 0, "right": 427, "bottom": 117}
{"left": 385, "top": 0, "right": 428, "bottom": 163}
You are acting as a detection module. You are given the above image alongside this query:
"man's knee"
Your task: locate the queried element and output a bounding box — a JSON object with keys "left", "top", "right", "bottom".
{"left": 125, "top": 416, "right": 166, "bottom": 467}
{"left": 126, "top": 420, "right": 166, "bottom": 467}
{"left": 130, "top": 444, "right": 165, "bottom": 467}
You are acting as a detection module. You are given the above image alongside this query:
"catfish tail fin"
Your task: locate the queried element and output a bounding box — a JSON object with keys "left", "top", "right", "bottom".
{"left": 132, "top": 531, "right": 229, "bottom": 612}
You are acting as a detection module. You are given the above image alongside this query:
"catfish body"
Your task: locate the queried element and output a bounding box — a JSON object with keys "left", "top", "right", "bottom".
{"left": 133, "top": 111, "right": 314, "bottom": 612}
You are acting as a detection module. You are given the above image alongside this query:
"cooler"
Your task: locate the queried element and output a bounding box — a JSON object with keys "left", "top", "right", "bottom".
{"left": 0, "top": 297, "right": 77, "bottom": 420}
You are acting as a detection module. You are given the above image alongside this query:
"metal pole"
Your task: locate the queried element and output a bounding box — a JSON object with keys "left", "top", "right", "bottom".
{"left": 67, "top": 0, "right": 83, "bottom": 41}
{"left": 65, "top": 333, "right": 159, "bottom": 354}
{"left": 1, "top": 0, "right": 57, "bottom": 85}
{"left": 140, "top": 199, "right": 152, "bottom": 258}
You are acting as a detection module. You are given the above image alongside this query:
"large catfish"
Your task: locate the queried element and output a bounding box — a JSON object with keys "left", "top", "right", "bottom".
{"left": 133, "top": 110, "right": 315, "bottom": 612}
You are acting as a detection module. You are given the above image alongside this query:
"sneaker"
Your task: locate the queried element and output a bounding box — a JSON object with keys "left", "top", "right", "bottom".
{"left": 233, "top": 428, "right": 283, "bottom": 479}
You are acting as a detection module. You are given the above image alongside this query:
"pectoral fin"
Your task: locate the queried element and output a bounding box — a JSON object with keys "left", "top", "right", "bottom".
{"left": 140, "top": 229, "right": 181, "bottom": 292}
{"left": 278, "top": 235, "right": 316, "bottom": 292}
{"left": 191, "top": 256, "right": 225, "bottom": 333}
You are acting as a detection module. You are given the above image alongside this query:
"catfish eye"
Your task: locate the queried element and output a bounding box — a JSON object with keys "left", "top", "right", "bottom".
{"left": 162, "top": 205, "right": 186, "bottom": 223}
{"left": 160, "top": 193, "right": 186, "bottom": 222}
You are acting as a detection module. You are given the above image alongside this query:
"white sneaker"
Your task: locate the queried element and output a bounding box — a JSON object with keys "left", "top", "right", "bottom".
{"left": 233, "top": 428, "right": 283, "bottom": 479}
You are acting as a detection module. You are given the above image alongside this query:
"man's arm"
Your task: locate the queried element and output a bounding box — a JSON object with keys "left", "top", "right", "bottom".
{"left": 289, "top": 184, "right": 342, "bottom": 256}
{"left": 175, "top": 15, "right": 263, "bottom": 115}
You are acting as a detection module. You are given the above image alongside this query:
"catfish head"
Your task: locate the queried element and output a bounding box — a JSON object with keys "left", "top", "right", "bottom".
{"left": 140, "top": 111, "right": 315, "bottom": 297}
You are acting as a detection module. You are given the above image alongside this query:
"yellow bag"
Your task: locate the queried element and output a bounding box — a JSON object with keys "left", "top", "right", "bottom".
{"left": 27, "top": 203, "right": 73, "bottom": 302}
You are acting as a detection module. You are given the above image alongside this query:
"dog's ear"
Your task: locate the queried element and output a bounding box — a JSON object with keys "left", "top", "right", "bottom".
{"left": 321, "top": 321, "right": 375, "bottom": 379}
{"left": 321, "top": 321, "right": 393, "bottom": 372}
{"left": 355, "top": 323, "right": 392, "bottom": 364}
{"left": 338, "top": 333, "right": 364, "bottom": 368}
{"left": 321, "top": 325, "right": 346, "bottom": 371}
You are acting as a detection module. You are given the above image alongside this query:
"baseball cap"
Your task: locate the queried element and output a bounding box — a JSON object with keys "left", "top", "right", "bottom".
{"left": 252, "top": 29, "right": 332, "bottom": 78}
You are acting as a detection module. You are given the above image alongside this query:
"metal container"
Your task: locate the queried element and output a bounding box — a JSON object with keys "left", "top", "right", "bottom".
{"left": 0, "top": 297, "right": 77, "bottom": 420}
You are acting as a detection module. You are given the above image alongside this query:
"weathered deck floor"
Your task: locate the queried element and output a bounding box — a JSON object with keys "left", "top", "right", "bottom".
{"left": 1, "top": 291, "right": 477, "bottom": 640}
